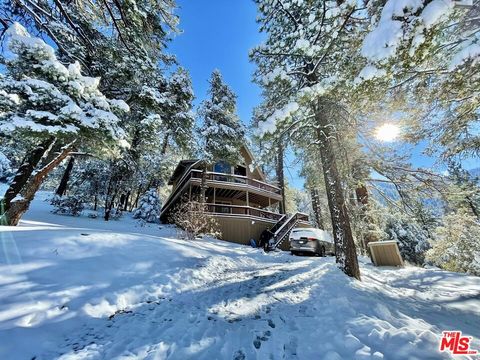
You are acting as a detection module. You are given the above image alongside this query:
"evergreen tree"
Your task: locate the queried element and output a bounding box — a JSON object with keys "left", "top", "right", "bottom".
{"left": 0, "top": 23, "right": 128, "bottom": 225}
{"left": 251, "top": 0, "right": 368, "bottom": 279}
{"left": 427, "top": 211, "right": 480, "bottom": 276}
{"left": 133, "top": 188, "right": 162, "bottom": 223}
{"left": 357, "top": 0, "right": 479, "bottom": 161}
{"left": 198, "top": 70, "right": 245, "bottom": 201}
{"left": 199, "top": 70, "right": 245, "bottom": 165}
{"left": 384, "top": 214, "right": 431, "bottom": 265}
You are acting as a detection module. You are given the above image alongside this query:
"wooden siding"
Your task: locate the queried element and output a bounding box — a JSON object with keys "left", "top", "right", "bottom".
{"left": 212, "top": 215, "right": 277, "bottom": 246}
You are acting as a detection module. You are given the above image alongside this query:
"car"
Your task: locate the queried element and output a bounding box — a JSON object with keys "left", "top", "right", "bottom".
{"left": 289, "top": 227, "right": 334, "bottom": 257}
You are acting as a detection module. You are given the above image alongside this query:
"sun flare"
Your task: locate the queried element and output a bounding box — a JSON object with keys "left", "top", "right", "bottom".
{"left": 375, "top": 123, "right": 400, "bottom": 142}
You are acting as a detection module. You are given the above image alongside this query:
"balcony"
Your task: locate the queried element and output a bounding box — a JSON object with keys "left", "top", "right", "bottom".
{"left": 189, "top": 169, "right": 281, "bottom": 195}
{"left": 205, "top": 203, "right": 284, "bottom": 221}
{"left": 161, "top": 167, "right": 283, "bottom": 219}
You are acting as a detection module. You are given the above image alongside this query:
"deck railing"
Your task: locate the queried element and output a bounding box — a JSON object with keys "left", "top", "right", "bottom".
{"left": 190, "top": 170, "right": 281, "bottom": 195}
{"left": 205, "top": 203, "right": 284, "bottom": 221}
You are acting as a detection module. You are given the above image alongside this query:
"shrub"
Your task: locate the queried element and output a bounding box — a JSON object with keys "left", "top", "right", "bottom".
{"left": 426, "top": 212, "right": 480, "bottom": 276}
{"left": 384, "top": 217, "right": 431, "bottom": 265}
{"left": 133, "top": 188, "right": 161, "bottom": 223}
{"left": 169, "top": 200, "right": 221, "bottom": 240}
{"left": 51, "top": 195, "right": 84, "bottom": 216}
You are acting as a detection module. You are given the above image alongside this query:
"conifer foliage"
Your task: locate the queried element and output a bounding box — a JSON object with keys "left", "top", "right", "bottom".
{"left": 0, "top": 23, "right": 128, "bottom": 225}
{"left": 133, "top": 188, "right": 162, "bottom": 223}
{"left": 199, "top": 70, "right": 245, "bottom": 165}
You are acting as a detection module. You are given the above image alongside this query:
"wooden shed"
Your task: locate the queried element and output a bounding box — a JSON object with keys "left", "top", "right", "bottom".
{"left": 368, "top": 240, "right": 404, "bottom": 267}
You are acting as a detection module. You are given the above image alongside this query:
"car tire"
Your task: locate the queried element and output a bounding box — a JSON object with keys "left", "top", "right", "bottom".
{"left": 316, "top": 246, "right": 325, "bottom": 257}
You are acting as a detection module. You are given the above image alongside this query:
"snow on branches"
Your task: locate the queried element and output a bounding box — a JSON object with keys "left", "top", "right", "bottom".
{"left": 0, "top": 23, "right": 129, "bottom": 144}
{"left": 357, "top": 0, "right": 478, "bottom": 81}
{"left": 133, "top": 188, "right": 162, "bottom": 223}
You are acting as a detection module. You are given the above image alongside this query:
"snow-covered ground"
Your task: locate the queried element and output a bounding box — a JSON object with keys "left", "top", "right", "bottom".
{"left": 1, "top": 193, "right": 479, "bottom": 360}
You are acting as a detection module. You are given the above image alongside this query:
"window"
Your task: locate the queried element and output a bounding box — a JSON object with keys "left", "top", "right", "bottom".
{"left": 213, "top": 161, "right": 231, "bottom": 182}
{"left": 234, "top": 165, "right": 247, "bottom": 183}
{"left": 213, "top": 161, "right": 231, "bottom": 174}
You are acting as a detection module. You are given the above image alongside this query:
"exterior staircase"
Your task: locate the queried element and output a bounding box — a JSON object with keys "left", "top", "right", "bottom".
{"left": 265, "top": 212, "right": 309, "bottom": 251}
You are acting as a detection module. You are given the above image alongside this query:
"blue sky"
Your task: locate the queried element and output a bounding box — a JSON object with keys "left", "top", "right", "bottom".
{"left": 168, "top": 0, "right": 262, "bottom": 124}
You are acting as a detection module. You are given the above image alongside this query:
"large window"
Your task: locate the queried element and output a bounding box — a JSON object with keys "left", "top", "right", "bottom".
{"left": 213, "top": 161, "right": 231, "bottom": 174}
{"left": 213, "top": 161, "right": 231, "bottom": 181}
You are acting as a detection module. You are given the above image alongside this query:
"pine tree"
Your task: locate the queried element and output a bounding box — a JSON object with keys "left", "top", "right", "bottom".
{"left": 384, "top": 214, "right": 431, "bottom": 265}
{"left": 198, "top": 70, "right": 245, "bottom": 201}
{"left": 0, "top": 23, "right": 128, "bottom": 225}
{"left": 133, "top": 188, "right": 162, "bottom": 223}
{"left": 251, "top": 0, "right": 367, "bottom": 279}
{"left": 357, "top": 1, "right": 479, "bottom": 161}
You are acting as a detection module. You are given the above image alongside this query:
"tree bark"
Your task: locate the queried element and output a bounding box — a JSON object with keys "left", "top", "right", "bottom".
{"left": 55, "top": 156, "right": 75, "bottom": 197}
{"left": 277, "top": 140, "right": 286, "bottom": 214}
{"left": 355, "top": 183, "right": 376, "bottom": 255}
{"left": 310, "top": 188, "right": 324, "bottom": 229}
{"left": 3, "top": 142, "right": 76, "bottom": 226}
{"left": 160, "top": 132, "right": 170, "bottom": 155}
{"left": 123, "top": 190, "right": 131, "bottom": 211}
{"left": 3, "top": 136, "right": 56, "bottom": 213}
{"left": 315, "top": 100, "right": 360, "bottom": 280}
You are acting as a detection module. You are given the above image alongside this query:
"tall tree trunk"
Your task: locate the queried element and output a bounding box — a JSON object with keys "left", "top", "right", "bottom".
{"left": 55, "top": 156, "right": 75, "bottom": 197}
{"left": 355, "top": 183, "right": 375, "bottom": 255}
{"left": 3, "top": 142, "right": 76, "bottom": 226}
{"left": 2, "top": 137, "right": 56, "bottom": 212}
{"left": 315, "top": 100, "right": 360, "bottom": 280}
{"left": 310, "top": 188, "right": 324, "bottom": 229}
{"left": 160, "top": 132, "right": 170, "bottom": 155}
{"left": 277, "top": 140, "right": 286, "bottom": 214}
{"left": 123, "top": 190, "right": 131, "bottom": 211}
{"left": 104, "top": 178, "right": 114, "bottom": 221}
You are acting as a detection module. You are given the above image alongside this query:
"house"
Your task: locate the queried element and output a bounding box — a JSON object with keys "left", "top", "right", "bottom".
{"left": 160, "top": 146, "right": 310, "bottom": 249}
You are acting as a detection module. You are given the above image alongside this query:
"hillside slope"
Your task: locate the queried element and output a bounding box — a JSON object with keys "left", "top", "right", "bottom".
{"left": 0, "top": 194, "right": 479, "bottom": 359}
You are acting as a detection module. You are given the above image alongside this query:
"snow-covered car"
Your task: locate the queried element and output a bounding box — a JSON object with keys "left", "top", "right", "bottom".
{"left": 289, "top": 228, "right": 334, "bottom": 256}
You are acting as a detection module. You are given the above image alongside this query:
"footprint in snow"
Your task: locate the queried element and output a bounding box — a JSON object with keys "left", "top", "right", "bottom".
{"left": 253, "top": 331, "right": 272, "bottom": 349}
{"left": 233, "top": 350, "right": 246, "bottom": 360}
{"left": 267, "top": 319, "right": 276, "bottom": 328}
{"left": 284, "top": 336, "right": 298, "bottom": 357}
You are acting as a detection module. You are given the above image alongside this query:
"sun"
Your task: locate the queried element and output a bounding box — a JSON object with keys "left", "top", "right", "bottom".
{"left": 374, "top": 123, "right": 400, "bottom": 142}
